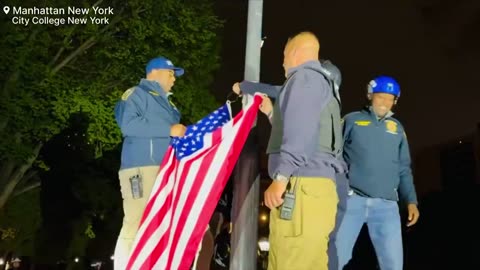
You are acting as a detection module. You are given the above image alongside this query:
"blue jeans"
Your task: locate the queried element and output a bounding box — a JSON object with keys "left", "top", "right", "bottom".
{"left": 328, "top": 173, "right": 349, "bottom": 270}
{"left": 334, "top": 193, "right": 403, "bottom": 270}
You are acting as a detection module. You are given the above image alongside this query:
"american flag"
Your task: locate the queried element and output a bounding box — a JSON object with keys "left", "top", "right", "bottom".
{"left": 125, "top": 94, "right": 263, "bottom": 270}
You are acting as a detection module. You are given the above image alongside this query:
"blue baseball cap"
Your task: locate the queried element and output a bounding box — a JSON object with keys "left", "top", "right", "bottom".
{"left": 145, "top": 56, "right": 184, "bottom": 77}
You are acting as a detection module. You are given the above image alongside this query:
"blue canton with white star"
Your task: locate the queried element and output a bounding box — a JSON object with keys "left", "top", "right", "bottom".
{"left": 171, "top": 104, "right": 231, "bottom": 160}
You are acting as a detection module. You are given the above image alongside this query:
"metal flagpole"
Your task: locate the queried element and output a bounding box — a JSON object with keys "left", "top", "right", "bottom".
{"left": 229, "top": 0, "right": 263, "bottom": 269}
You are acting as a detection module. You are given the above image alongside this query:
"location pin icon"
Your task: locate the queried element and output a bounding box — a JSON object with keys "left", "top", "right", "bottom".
{"left": 3, "top": 6, "right": 10, "bottom": 14}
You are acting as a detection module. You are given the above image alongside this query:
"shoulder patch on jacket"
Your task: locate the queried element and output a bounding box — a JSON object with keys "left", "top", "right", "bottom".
{"left": 121, "top": 88, "right": 136, "bottom": 100}
{"left": 385, "top": 120, "right": 398, "bottom": 134}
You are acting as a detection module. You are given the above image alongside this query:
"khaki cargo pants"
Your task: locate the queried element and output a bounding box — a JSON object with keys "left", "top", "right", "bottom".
{"left": 114, "top": 165, "right": 159, "bottom": 270}
{"left": 268, "top": 177, "right": 338, "bottom": 270}
{"left": 113, "top": 165, "right": 206, "bottom": 270}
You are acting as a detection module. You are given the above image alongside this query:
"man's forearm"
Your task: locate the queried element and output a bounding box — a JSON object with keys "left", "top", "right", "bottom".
{"left": 240, "top": 81, "right": 281, "bottom": 98}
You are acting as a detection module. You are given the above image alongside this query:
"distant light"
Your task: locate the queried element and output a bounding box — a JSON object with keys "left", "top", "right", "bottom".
{"left": 110, "top": 255, "right": 114, "bottom": 260}
{"left": 91, "top": 262, "right": 102, "bottom": 267}
{"left": 258, "top": 237, "right": 269, "bottom": 252}
{"left": 459, "top": 140, "right": 462, "bottom": 144}
{"left": 0, "top": 258, "right": 4, "bottom": 265}
{"left": 260, "top": 214, "right": 268, "bottom": 222}
{"left": 74, "top": 257, "right": 79, "bottom": 263}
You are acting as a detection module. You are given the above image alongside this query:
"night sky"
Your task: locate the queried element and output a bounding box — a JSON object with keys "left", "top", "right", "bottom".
{"left": 213, "top": 0, "right": 480, "bottom": 155}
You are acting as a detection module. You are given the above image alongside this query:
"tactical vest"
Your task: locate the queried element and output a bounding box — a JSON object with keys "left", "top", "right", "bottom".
{"left": 266, "top": 67, "right": 343, "bottom": 158}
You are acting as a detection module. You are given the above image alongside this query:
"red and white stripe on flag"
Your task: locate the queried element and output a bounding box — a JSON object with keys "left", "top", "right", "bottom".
{"left": 126, "top": 94, "right": 263, "bottom": 270}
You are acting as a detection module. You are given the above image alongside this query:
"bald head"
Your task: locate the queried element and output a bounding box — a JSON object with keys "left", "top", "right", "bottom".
{"left": 287, "top": 32, "right": 320, "bottom": 55}
{"left": 283, "top": 32, "right": 320, "bottom": 76}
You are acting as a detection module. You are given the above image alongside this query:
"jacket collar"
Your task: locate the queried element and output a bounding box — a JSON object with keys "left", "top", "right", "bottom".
{"left": 139, "top": 79, "right": 171, "bottom": 98}
{"left": 365, "top": 106, "right": 394, "bottom": 121}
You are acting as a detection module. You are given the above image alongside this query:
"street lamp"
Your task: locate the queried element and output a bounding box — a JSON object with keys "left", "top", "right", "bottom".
{"left": 260, "top": 213, "right": 268, "bottom": 223}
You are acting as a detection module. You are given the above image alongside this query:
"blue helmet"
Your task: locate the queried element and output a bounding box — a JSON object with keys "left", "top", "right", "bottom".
{"left": 367, "top": 76, "right": 401, "bottom": 98}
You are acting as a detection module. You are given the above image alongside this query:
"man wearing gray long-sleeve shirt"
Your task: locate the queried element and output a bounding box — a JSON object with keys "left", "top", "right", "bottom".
{"left": 233, "top": 59, "right": 347, "bottom": 270}
{"left": 248, "top": 31, "right": 346, "bottom": 270}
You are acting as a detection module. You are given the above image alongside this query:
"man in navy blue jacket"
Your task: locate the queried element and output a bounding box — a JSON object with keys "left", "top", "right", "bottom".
{"left": 335, "top": 76, "right": 420, "bottom": 270}
{"left": 113, "top": 56, "right": 187, "bottom": 269}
